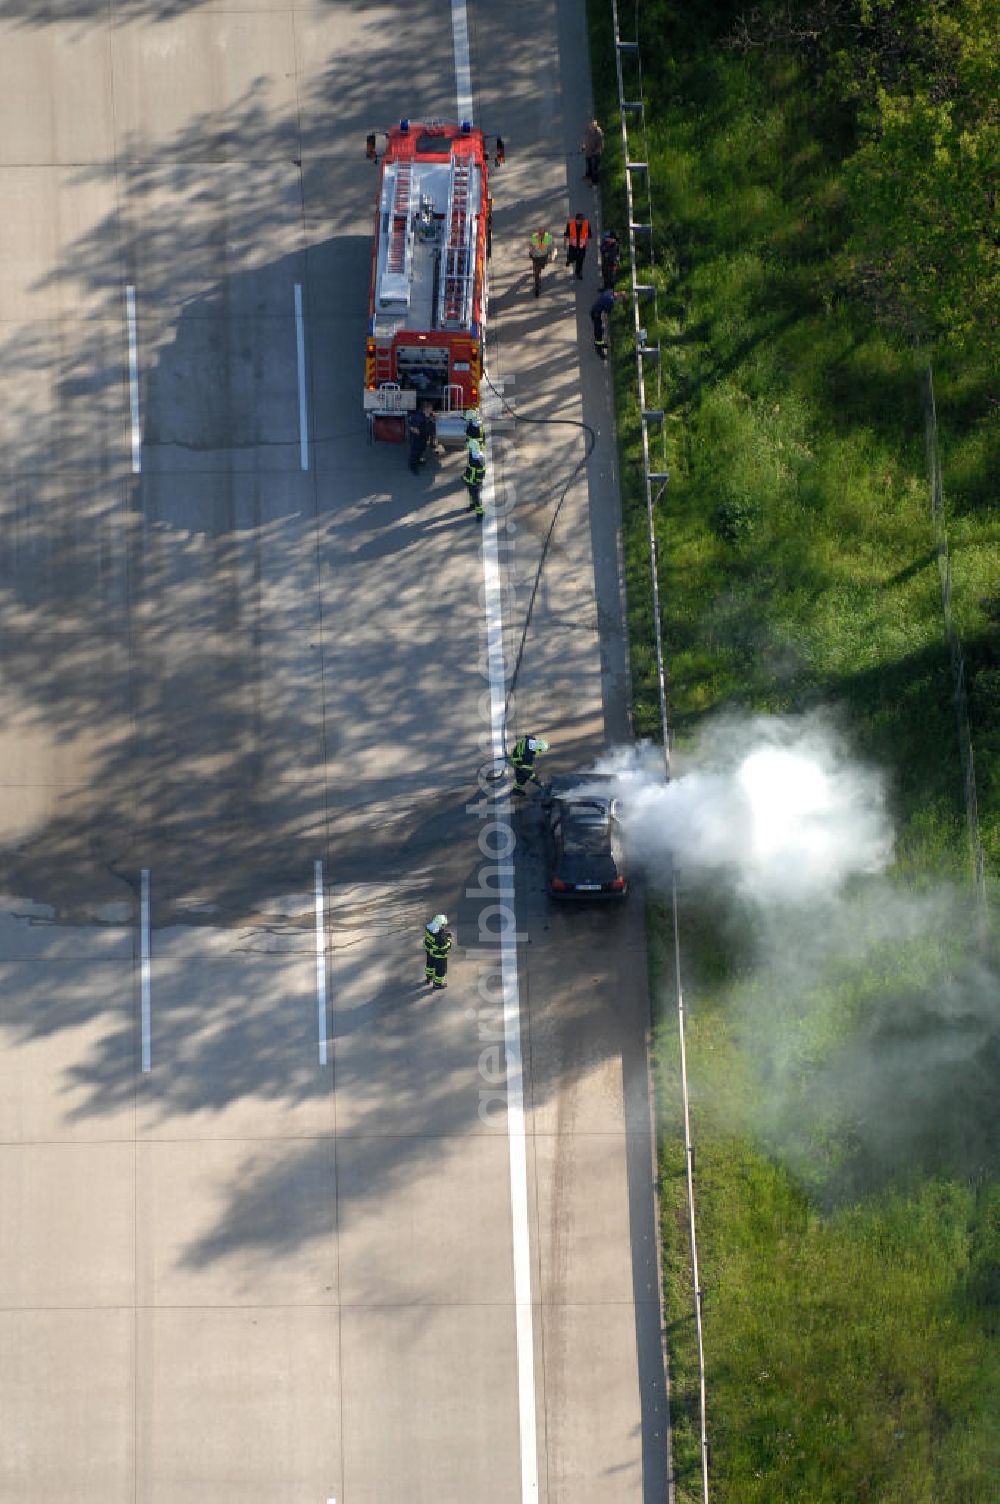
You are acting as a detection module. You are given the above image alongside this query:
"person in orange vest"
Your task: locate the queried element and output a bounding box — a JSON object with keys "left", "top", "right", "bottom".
{"left": 563, "top": 213, "right": 591, "bottom": 280}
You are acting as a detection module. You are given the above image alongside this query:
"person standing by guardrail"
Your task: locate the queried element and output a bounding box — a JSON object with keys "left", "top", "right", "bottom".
{"left": 599, "top": 227, "right": 621, "bottom": 290}
{"left": 564, "top": 212, "right": 591, "bottom": 280}
{"left": 590, "top": 288, "right": 622, "bottom": 359}
{"left": 581, "top": 118, "right": 604, "bottom": 185}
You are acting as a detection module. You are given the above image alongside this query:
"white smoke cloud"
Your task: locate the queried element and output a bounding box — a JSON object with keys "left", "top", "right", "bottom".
{"left": 588, "top": 715, "right": 998, "bottom": 1196}
{"left": 595, "top": 714, "right": 893, "bottom": 901}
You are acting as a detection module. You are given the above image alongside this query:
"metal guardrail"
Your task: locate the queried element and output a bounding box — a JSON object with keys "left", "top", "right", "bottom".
{"left": 924, "top": 364, "right": 988, "bottom": 916}
{"left": 609, "top": 4, "right": 711, "bottom": 1500}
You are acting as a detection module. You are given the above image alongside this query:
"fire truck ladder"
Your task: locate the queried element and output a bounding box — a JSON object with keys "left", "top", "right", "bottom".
{"left": 438, "top": 156, "right": 476, "bottom": 328}
{"left": 387, "top": 162, "right": 413, "bottom": 274}
{"left": 378, "top": 163, "right": 416, "bottom": 309}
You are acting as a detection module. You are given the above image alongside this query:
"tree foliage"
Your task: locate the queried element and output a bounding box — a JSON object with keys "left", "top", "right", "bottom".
{"left": 726, "top": 0, "right": 1000, "bottom": 351}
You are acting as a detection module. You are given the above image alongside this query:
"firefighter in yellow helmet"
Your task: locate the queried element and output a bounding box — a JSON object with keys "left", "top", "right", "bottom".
{"left": 463, "top": 441, "right": 486, "bottom": 519}
{"left": 423, "top": 914, "right": 453, "bottom": 989}
{"left": 510, "top": 735, "right": 550, "bottom": 795}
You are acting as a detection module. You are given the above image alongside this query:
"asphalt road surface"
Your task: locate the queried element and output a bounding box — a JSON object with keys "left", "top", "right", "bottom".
{"left": 0, "top": 1, "right": 669, "bottom": 1500}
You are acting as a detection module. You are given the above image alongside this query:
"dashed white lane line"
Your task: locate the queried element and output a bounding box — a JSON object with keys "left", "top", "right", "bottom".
{"left": 140, "top": 867, "right": 151, "bottom": 1073}
{"left": 451, "top": 0, "right": 474, "bottom": 124}
{"left": 126, "top": 285, "right": 141, "bottom": 474}
{"left": 295, "top": 282, "right": 309, "bottom": 471}
{"left": 314, "top": 859, "right": 328, "bottom": 1066}
{"left": 451, "top": 2, "right": 540, "bottom": 1497}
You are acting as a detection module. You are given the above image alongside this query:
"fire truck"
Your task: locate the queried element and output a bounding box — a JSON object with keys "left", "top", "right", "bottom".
{"left": 363, "top": 119, "right": 493, "bottom": 445}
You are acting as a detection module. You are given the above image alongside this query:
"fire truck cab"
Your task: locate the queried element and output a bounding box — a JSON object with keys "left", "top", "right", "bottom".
{"left": 364, "top": 120, "right": 490, "bottom": 445}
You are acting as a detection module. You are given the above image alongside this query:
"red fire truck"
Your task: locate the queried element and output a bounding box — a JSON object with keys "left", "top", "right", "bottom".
{"left": 364, "top": 120, "right": 492, "bottom": 444}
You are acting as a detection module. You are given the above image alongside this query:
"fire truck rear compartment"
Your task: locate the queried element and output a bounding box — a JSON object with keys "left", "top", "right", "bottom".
{"left": 395, "top": 344, "right": 450, "bottom": 398}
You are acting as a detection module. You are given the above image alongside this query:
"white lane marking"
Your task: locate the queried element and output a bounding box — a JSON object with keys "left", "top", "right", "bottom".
{"left": 314, "top": 860, "right": 328, "bottom": 1065}
{"left": 483, "top": 454, "right": 540, "bottom": 1504}
{"left": 294, "top": 282, "right": 309, "bottom": 471}
{"left": 451, "top": 0, "right": 474, "bottom": 124}
{"left": 126, "top": 285, "right": 141, "bottom": 474}
{"left": 451, "top": 3, "right": 539, "bottom": 1490}
{"left": 140, "top": 868, "right": 151, "bottom": 1072}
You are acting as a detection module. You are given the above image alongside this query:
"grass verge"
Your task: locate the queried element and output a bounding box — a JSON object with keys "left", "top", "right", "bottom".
{"left": 586, "top": 1, "right": 1000, "bottom": 1498}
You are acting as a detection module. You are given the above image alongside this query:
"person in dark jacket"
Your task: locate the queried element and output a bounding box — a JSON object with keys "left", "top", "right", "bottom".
{"left": 510, "top": 735, "right": 550, "bottom": 795}
{"left": 599, "top": 228, "right": 621, "bottom": 290}
{"left": 581, "top": 118, "right": 604, "bottom": 184}
{"left": 407, "top": 403, "right": 436, "bottom": 473}
{"left": 423, "top": 915, "right": 453, "bottom": 988}
{"left": 590, "top": 288, "right": 620, "bottom": 358}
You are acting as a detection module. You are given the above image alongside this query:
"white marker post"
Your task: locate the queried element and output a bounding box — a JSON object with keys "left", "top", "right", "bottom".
{"left": 295, "top": 282, "right": 309, "bottom": 471}
{"left": 126, "top": 285, "right": 141, "bottom": 474}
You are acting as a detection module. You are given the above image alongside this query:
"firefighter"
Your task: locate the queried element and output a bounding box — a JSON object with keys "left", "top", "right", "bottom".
{"left": 423, "top": 914, "right": 453, "bottom": 989}
{"left": 407, "top": 402, "right": 436, "bottom": 473}
{"left": 510, "top": 735, "right": 550, "bottom": 795}
{"left": 563, "top": 213, "right": 591, "bottom": 280}
{"left": 528, "top": 227, "right": 554, "bottom": 297}
{"left": 581, "top": 118, "right": 605, "bottom": 185}
{"left": 463, "top": 440, "right": 486, "bottom": 518}
{"left": 590, "top": 288, "right": 620, "bottom": 358}
{"left": 599, "top": 227, "right": 621, "bottom": 290}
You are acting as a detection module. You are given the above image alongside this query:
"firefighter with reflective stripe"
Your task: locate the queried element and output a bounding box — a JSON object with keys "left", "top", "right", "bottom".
{"left": 464, "top": 441, "right": 486, "bottom": 519}
{"left": 528, "top": 227, "right": 554, "bottom": 297}
{"left": 423, "top": 914, "right": 453, "bottom": 988}
{"left": 563, "top": 213, "right": 591, "bottom": 279}
{"left": 511, "top": 735, "right": 550, "bottom": 795}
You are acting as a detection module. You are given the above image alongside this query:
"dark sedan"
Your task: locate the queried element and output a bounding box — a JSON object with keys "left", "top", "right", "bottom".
{"left": 542, "top": 774, "right": 628, "bottom": 899}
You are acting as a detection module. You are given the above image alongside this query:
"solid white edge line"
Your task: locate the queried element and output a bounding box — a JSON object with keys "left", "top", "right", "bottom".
{"left": 454, "top": 0, "right": 540, "bottom": 1474}
{"left": 126, "top": 285, "right": 141, "bottom": 475}
{"left": 140, "top": 868, "right": 151, "bottom": 1073}
{"left": 314, "top": 859, "right": 328, "bottom": 1066}
{"left": 483, "top": 455, "right": 540, "bottom": 1504}
{"left": 295, "top": 282, "right": 309, "bottom": 471}
{"left": 451, "top": 0, "right": 474, "bottom": 124}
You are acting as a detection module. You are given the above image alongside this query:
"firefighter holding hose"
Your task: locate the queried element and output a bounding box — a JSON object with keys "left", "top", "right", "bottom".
{"left": 510, "top": 735, "right": 550, "bottom": 796}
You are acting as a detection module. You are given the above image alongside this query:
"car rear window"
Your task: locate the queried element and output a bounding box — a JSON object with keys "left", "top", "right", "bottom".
{"left": 562, "top": 813, "right": 611, "bottom": 856}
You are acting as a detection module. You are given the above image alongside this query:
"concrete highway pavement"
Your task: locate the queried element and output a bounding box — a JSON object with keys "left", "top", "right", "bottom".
{"left": 0, "top": 1, "right": 669, "bottom": 1500}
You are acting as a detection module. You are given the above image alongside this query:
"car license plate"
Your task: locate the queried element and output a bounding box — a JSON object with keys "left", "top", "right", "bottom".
{"left": 577, "top": 883, "right": 601, "bottom": 891}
